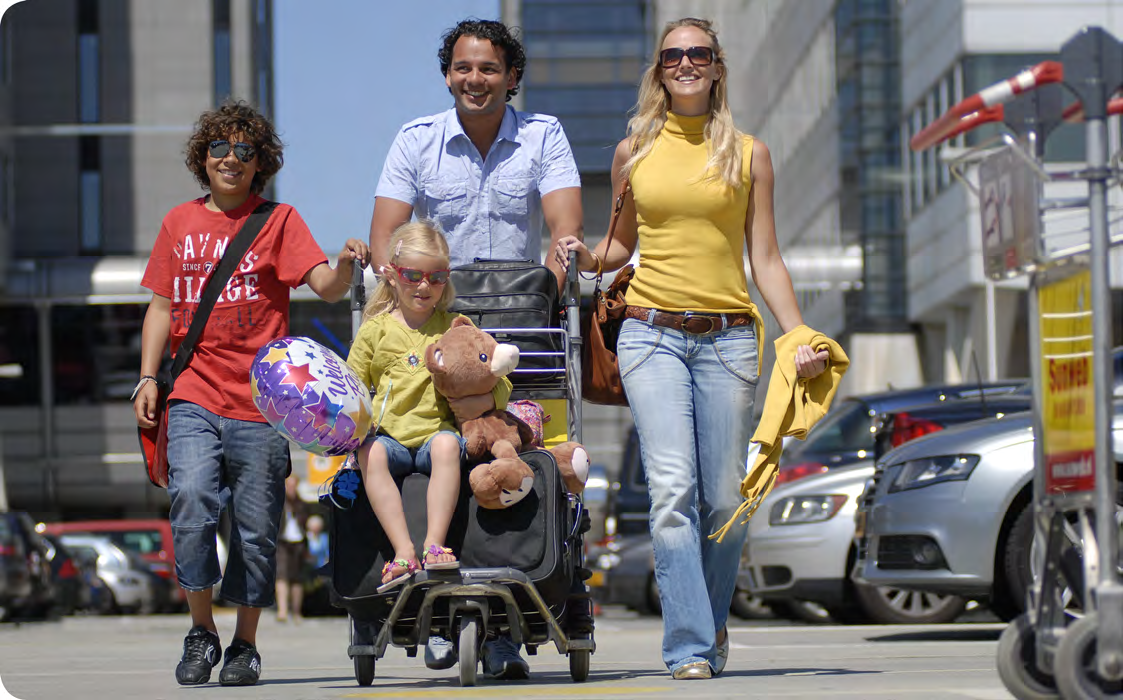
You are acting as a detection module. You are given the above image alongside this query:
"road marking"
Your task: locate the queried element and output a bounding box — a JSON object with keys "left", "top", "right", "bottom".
{"left": 344, "top": 687, "right": 666, "bottom": 698}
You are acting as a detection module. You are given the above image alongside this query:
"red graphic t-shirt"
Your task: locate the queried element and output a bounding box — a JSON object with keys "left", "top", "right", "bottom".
{"left": 141, "top": 194, "right": 328, "bottom": 421}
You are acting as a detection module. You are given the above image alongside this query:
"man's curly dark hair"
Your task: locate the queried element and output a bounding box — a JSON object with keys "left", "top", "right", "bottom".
{"left": 438, "top": 19, "right": 526, "bottom": 102}
{"left": 184, "top": 101, "right": 283, "bottom": 195}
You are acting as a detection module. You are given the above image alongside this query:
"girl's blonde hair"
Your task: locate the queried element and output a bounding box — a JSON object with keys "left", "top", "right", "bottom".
{"left": 622, "top": 17, "right": 744, "bottom": 189}
{"left": 362, "top": 221, "right": 456, "bottom": 321}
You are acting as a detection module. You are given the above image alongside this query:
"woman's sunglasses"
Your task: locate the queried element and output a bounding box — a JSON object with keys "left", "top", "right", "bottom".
{"left": 660, "top": 46, "right": 715, "bottom": 69}
{"left": 208, "top": 140, "right": 256, "bottom": 163}
{"left": 390, "top": 263, "right": 450, "bottom": 286}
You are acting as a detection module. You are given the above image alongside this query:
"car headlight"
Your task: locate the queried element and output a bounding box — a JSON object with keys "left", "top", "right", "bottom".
{"left": 768, "top": 495, "right": 847, "bottom": 526}
{"left": 889, "top": 454, "right": 980, "bottom": 493}
{"left": 595, "top": 553, "right": 621, "bottom": 570}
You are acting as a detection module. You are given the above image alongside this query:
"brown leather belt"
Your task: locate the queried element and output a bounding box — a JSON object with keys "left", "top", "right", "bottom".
{"left": 624, "top": 305, "right": 755, "bottom": 335}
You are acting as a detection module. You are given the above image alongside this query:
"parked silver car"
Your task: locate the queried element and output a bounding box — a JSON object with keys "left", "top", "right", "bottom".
{"left": 59, "top": 534, "right": 154, "bottom": 614}
{"left": 854, "top": 401, "right": 1123, "bottom": 621}
{"left": 745, "top": 396, "right": 1030, "bottom": 624}
{"left": 746, "top": 461, "right": 967, "bottom": 623}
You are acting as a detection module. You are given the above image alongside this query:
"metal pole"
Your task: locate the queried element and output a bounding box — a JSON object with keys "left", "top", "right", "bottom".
{"left": 565, "top": 251, "right": 582, "bottom": 444}
{"left": 1062, "top": 25, "right": 1123, "bottom": 681}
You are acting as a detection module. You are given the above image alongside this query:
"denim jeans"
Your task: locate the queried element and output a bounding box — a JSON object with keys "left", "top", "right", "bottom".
{"left": 166, "top": 401, "right": 291, "bottom": 607}
{"left": 617, "top": 316, "right": 757, "bottom": 672}
{"left": 366, "top": 431, "right": 468, "bottom": 479}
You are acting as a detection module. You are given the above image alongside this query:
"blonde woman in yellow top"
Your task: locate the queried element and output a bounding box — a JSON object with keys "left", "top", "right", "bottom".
{"left": 557, "top": 17, "right": 828, "bottom": 680}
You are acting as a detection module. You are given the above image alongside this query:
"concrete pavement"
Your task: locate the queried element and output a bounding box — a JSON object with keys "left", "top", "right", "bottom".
{"left": 0, "top": 609, "right": 1015, "bottom": 699}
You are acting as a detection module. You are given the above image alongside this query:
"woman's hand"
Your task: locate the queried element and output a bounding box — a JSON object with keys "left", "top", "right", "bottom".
{"left": 554, "top": 236, "right": 597, "bottom": 274}
{"left": 795, "top": 344, "right": 830, "bottom": 379}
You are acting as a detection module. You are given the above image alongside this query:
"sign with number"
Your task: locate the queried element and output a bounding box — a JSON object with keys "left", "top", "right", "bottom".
{"left": 978, "top": 145, "right": 1042, "bottom": 280}
{"left": 1038, "top": 267, "right": 1096, "bottom": 495}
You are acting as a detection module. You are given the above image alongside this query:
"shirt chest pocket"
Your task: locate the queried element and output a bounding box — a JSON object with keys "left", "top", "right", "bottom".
{"left": 491, "top": 177, "right": 533, "bottom": 221}
{"left": 422, "top": 180, "right": 469, "bottom": 231}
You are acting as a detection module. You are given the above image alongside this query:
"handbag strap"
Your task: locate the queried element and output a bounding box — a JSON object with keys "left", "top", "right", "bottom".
{"left": 594, "top": 179, "right": 631, "bottom": 291}
{"left": 169, "top": 200, "right": 278, "bottom": 379}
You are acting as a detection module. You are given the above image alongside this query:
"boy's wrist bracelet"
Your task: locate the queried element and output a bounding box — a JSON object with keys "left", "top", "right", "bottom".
{"left": 130, "top": 375, "right": 157, "bottom": 402}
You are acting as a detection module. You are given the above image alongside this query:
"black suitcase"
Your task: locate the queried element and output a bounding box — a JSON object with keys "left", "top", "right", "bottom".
{"left": 328, "top": 449, "right": 578, "bottom": 616}
{"left": 448, "top": 259, "right": 563, "bottom": 390}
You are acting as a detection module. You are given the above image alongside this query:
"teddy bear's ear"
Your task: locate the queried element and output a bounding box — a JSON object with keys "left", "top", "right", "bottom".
{"left": 451, "top": 316, "right": 474, "bottom": 329}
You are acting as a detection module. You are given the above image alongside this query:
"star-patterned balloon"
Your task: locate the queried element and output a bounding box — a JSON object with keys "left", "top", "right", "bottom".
{"left": 250, "top": 336, "right": 373, "bottom": 456}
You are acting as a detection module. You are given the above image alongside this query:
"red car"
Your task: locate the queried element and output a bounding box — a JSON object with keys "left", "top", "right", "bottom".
{"left": 41, "top": 519, "right": 184, "bottom": 610}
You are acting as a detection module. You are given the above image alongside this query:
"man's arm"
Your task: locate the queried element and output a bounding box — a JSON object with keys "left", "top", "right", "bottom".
{"left": 540, "top": 186, "right": 583, "bottom": 288}
{"left": 134, "top": 293, "right": 171, "bottom": 428}
{"left": 369, "top": 197, "right": 415, "bottom": 273}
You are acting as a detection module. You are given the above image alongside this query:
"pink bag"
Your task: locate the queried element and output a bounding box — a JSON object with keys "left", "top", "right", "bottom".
{"left": 507, "top": 400, "right": 548, "bottom": 448}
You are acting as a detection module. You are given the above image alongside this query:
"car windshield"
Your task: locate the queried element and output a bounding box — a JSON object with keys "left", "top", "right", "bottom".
{"left": 97, "top": 530, "right": 163, "bottom": 555}
{"left": 790, "top": 400, "right": 874, "bottom": 455}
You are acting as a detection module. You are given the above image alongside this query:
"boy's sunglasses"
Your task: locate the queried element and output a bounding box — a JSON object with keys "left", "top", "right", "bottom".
{"left": 659, "top": 46, "right": 715, "bottom": 69}
{"left": 208, "top": 140, "right": 256, "bottom": 162}
{"left": 390, "top": 263, "right": 450, "bottom": 286}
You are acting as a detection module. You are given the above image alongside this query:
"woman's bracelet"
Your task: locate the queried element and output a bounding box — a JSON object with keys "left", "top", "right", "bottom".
{"left": 130, "top": 375, "right": 157, "bottom": 402}
{"left": 579, "top": 252, "right": 603, "bottom": 280}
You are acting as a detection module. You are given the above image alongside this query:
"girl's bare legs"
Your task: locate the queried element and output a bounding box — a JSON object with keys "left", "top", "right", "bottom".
{"left": 423, "top": 433, "right": 461, "bottom": 566}
{"left": 357, "top": 440, "right": 417, "bottom": 581}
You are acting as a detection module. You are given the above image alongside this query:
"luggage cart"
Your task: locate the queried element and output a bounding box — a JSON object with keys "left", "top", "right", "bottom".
{"left": 910, "top": 26, "right": 1123, "bottom": 699}
{"left": 332, "top": 253, "right": 593, "bottom": 688}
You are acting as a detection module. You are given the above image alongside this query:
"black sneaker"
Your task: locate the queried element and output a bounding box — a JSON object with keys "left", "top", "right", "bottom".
{"left": 175, "top": 625, "right": 221, "bottom": 685}
{"left": 219, "top": 638, "right": 262, "bottom": 686}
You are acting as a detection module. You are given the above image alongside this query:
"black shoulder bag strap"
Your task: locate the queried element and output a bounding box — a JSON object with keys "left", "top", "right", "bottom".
{"left": 168, "top": 200, "right": 278, "bottom": 385}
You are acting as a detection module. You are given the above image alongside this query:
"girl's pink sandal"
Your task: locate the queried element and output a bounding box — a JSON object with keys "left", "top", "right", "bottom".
{"left": 377, "top": 558, "right": 419, "bottom": 593}
{"left": 423, "top": 544, "right": 460, "bottom": 571}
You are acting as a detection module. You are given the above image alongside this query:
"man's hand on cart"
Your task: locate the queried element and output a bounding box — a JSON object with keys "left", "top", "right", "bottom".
{"left": 554, "top": 236, "right": 597, "bottom": 276}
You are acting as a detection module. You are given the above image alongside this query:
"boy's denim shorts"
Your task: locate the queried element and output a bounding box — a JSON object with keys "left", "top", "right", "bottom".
{"left": 364, "top": 431, "right": 467, "bottom": 478}
{"left": 165, "top": 401, "right": 290, "bottom": 608}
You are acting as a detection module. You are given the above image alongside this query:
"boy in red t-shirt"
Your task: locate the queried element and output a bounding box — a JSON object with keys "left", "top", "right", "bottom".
{"left": 132, "top": 102, "right": 369, "bottom": 687}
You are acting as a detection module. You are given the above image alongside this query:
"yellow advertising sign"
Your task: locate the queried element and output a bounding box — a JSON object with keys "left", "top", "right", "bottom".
{"left": 1038, "top": 268, "right": 1096, "bottom": 494}
{"left": 307, "top": 452, "right": 347, "bottom": 487}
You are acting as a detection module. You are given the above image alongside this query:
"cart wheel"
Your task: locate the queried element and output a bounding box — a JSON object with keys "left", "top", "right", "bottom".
{"left": 458, "top": 615, "right": 479, "bottom": 687}
{"left": 997, "top": 613, "right": 1060, "bottom": 700}
{"left": 1055, "top": 612, "right": 1123, "bottom": 699}
{"left": 353, "top": 654, "right": 375, "bottom": 687}
{"left": 569, "top": 649, "right": 590, "bottom": 682}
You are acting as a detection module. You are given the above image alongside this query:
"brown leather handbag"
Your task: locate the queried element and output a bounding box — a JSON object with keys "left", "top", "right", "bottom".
{"left": 581, "top": 181, "right": 633, "bottom": 406}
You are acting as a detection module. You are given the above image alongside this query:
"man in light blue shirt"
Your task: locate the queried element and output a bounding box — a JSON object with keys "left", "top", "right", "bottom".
{"left": 367, "top": 19, "right": 584, "bottom": 680}
{"left": 369, "top": 20, "right": 583, "bottom": 289}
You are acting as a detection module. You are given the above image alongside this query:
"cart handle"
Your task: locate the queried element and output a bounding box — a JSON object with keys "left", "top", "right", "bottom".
{"left": 910, "top": 61, "right": 1063, "bottom": 151}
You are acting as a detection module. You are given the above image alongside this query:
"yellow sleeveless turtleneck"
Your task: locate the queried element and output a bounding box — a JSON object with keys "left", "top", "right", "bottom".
{"left": 626, "top": 112, "right": 756, "bottom": 313}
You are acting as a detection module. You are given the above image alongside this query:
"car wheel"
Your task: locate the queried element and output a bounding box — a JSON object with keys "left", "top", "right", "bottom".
{"left": 993, "top": 501, "right": 1033, "bottom": 622}
{"left": 853, "top": 582, "right": 966, "bottom": 624}
{"left": 730, "top": 589, "right": 771, "bottom": 620}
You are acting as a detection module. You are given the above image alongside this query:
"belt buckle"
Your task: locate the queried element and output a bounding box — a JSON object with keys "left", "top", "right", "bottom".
{"left": 682, "top": 312, "right": 717, "bottom": 334}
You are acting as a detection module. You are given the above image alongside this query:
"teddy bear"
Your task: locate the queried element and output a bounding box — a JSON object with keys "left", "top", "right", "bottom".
{"left": 425, "top": 316, "right": 590, "bottom": 509}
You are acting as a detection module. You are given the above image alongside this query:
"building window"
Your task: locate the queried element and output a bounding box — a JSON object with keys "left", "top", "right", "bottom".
{"left": 78, "top": 1, "right": 100, "bottom": 123}
{"left": 0, "top": 154, "right": 11, "bottom": 230}
{"left": 213, "top": 0, "right": 232, "bottom": 106}
{"left": 253, "top": 0, "right": 273, "bottom": 113}
{"left": 520, "top": 0, "right": 649, "bottom": 173}
{"left": 79, "top": 137, "right": 102, "bottom": 253}
{"left": 0, "top": 305, "right": 40, "bottom": 406}
{"left": 52, "top": 305, "right": 145, "bottom": 405}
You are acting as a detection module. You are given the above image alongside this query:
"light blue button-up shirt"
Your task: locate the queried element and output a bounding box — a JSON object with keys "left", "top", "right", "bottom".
{"left": 375, "top": 106, "right": 581, "bottom": 268}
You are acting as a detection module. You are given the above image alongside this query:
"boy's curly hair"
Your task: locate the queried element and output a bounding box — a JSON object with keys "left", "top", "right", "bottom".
{"left": 184, "top": 101, "right": 283, "bottom": 194}
{"left": 437, "top": 19, "right": 526, "bottom": 102}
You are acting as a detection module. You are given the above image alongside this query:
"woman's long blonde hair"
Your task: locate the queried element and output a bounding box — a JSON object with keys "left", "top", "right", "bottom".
{"left": 363, "top": 221, "right": 456, "bottom": 321}
{"left": 622, "top": 17, "right": 744, "bottom": 188}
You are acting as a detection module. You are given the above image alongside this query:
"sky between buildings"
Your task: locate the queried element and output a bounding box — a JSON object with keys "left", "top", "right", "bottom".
{"left": 273, "top": 0, "right": 500, "bottom": 255}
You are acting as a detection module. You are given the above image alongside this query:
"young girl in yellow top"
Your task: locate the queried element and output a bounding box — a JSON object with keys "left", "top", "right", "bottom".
{"left": 347, "top": 221, "right": 512, "bottom": 591}
{"left": 554, "top": 17, "right": 828, "bottom": 681}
